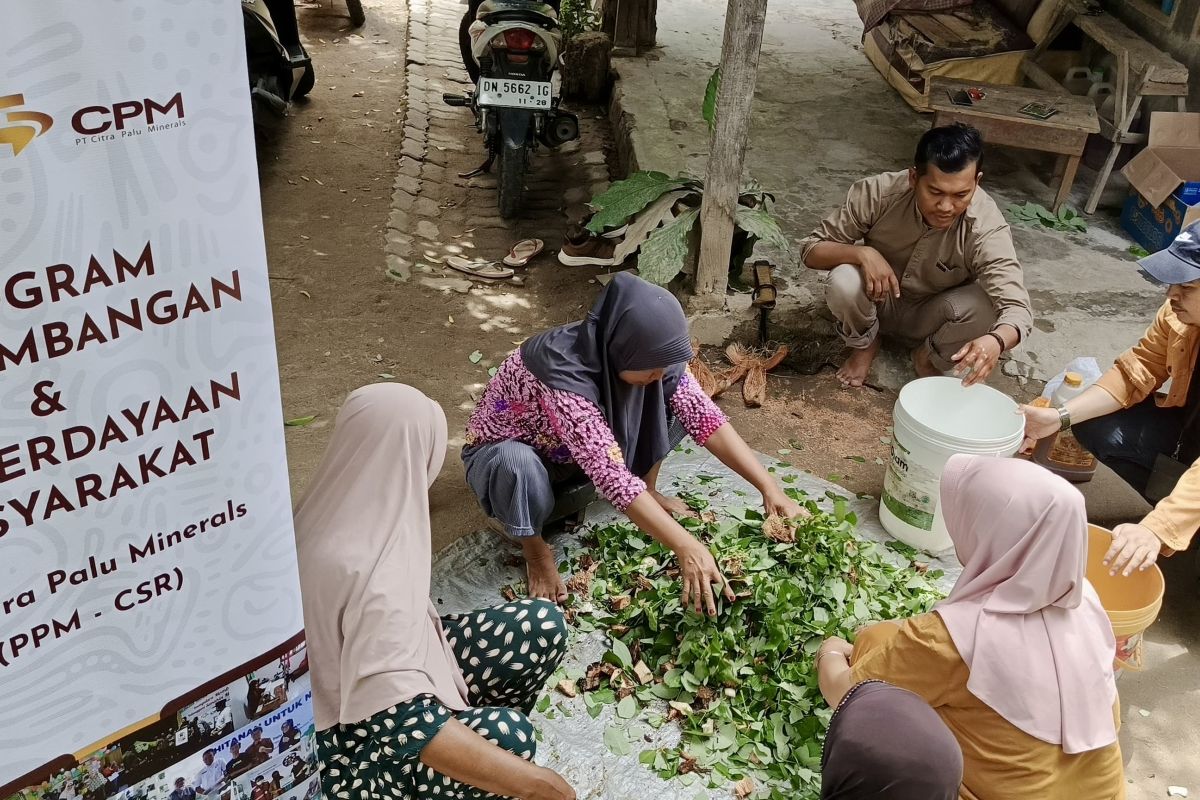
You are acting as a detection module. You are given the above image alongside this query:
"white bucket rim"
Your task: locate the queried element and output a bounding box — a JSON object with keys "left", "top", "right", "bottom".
{"left": 895, "top": 377, "right": 1024, "bottom": 452}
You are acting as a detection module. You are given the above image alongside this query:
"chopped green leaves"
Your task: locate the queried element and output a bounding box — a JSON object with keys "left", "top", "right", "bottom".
{"left": 563, "top": 501, "right": 944, "bottom": 798}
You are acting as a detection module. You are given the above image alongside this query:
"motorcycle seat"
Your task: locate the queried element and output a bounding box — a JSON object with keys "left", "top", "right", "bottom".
{"left": 476, "top": 1, "right": 558, "bottom": 26}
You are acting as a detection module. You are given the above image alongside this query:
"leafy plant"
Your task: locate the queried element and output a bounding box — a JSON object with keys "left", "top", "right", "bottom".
{"left": 559, "top": 0, "right": 600, "bottom": 40}
{"left": 585, "top": 171, "right": 790, "bottom": 287}
{"left": 702, "top": 68, "right": 721, "bottom": 132}
{"left": 1006, "top": 202, "right": 1087, "bottom": 233}
{"left": 560, "top": 493, "right": 945, "bottom": 799}
{"left": 1128, "top": 244, "right": 1150, "bottom": 259}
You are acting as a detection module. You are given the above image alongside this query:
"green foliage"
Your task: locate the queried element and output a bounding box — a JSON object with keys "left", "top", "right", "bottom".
{"left": 559, "top": 0, "right": 599, "bottom": 40}
{"left": 637, "top": 208, "right": 700, "bottom": 286}
{"left": 585, "top": 171, "right": 690, "bottom": 235}
{"left": 1006, "top": 202, "right": 1087, "bottom": 233}
{"left": 564, "top": 500, "right": 945, "bottom": 799}
{"left": 702, "top": 68, "right": 721, "bottom": 132}
{"left": 735, "top": 207, "right": 789, "bottom": 253}
{"left": 1128, "top": 244, "right": 1150, "bottom": 259}
{"left": 584, "top": 172, "right": 790, "bottom": 286}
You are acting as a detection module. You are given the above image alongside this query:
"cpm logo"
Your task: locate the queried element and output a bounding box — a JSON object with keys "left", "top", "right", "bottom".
{"left": 71, "top": 92, "right": 185, "bottom": 135}
{"left": 0, "top": 94, "right": 54, "bottom": 157}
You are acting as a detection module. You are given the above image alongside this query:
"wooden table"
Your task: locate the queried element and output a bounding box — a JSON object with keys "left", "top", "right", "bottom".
{"left": 929, "top": 77, "right": 1100, "bottom": 212}
{"left": 1022, "top": 0, "right": 1190, "bottom": 213}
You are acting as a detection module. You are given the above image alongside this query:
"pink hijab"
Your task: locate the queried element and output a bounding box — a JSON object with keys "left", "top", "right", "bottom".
{"left": 936, "top": 454, "right": 1117, "bottom": 755}
{"left": 294, "top": 384, "right": 470, "bottom": 730}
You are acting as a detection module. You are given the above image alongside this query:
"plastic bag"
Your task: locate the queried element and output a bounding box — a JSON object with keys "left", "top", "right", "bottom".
{"left": 1041, "top": 357, "right": 1103, "bottom": 401}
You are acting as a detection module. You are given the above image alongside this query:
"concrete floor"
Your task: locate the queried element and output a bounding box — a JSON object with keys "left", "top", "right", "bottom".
{"left": 610, "top": 0, "right": 1200, "bottom": 796}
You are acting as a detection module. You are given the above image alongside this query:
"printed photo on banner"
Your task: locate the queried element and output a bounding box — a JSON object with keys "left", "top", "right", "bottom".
{"left": 125, "top": 695, "right": 317, "bottom": 800}
{"left": 3, "top": 691, "right": 317, "bottom": 800}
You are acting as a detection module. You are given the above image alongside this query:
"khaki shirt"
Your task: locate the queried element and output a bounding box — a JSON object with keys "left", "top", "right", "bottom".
{"left": 1095, "top": 299, "right": 1200, "bottom": 552}
{"left": 800, "top": 170, "right": 1033, "bottom": 339}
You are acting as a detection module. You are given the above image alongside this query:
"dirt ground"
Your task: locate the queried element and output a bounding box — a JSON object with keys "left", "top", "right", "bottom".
{"left": 265, "top": 0, "right": 899, "bottom": 551}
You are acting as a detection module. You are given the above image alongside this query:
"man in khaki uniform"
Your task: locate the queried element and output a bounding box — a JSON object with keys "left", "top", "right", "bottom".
{"left": 801, "top": 124, "right": 1032, "bottom": 388}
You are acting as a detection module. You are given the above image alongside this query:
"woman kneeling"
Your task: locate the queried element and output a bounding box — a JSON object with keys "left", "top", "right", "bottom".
{"left": 296, "top": 384, "right": 575, "bottom": 800}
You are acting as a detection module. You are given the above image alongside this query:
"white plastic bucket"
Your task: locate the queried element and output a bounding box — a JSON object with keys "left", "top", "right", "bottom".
{"left": 880, "top": 377, "right": 1025, "bottom": 553}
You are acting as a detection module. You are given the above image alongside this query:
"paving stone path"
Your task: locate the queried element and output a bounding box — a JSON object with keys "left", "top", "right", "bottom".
{"left": 387, "top": 0, "right": 614, "bottom": 294}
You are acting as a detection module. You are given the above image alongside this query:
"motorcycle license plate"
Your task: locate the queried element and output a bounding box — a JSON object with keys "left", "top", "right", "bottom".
{"left": 476, "top": 78, "right": 552, "bottom": 110}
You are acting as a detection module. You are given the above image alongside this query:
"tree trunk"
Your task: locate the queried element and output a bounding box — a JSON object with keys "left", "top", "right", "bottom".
{"left": 598, "top": 0, "right": 656, "bottom": 52}
{"left": 637, "top": 0, "right": 657, "bottom": 49}
{"left": 693, "top": 0, "right": 768, "bottom": 304}
{"left": 562, "top": 31, "right": 613, "bottom": 103}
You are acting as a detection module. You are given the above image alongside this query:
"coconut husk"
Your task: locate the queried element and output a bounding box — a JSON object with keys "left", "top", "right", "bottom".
{"left": 688, "top": 337, "right": 722, "bottom": 398}
{"left": 762, "top": 513, "right": 795, "bottom": 543}
{"left": 725, "top": 343, "right": 788, "bottom": 408}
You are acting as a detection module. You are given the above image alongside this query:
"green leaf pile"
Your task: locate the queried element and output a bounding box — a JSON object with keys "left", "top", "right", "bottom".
{"left": 563, "top": 491, "right": 945, "bottom": 799}
{"left": 1006, "top": 202, "right": 1087, "bottom": 233}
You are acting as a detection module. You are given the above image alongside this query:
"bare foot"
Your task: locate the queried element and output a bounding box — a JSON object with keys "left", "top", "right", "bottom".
{"left": 650, "top": 489, "right": 696, "bottom": 518}
{"left": 837, "top": 338, "right": 882, "bottom": 388}
{"left": 911, "top": 344, "right": 943, "bottom": 378}
{"left": 521, "top": 536, "right": 567, "bottom": 604}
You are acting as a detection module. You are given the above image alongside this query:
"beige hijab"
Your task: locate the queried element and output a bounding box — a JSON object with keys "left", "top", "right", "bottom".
{"left": 295, "top": 383, "right": 470, "bottom": 730}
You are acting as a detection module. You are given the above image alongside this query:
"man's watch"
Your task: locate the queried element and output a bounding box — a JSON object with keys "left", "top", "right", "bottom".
{"left": 1058, "top": 406, "right": 1072, "bottom": 432}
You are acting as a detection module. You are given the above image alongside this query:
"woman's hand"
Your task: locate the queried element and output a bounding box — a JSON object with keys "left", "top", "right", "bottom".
{"left": 676, "top": 540, "right": 735, "bottom": 617}
{"left": 763, "top": 489, "right": 809, "bottom": 520}
{"left": 1018, "top": 404, "right": 1061, "bottom": 453}
{"left": 1104, "top": 523, "right": 1162, "bottom": 576}
{"left": 816, "top": 636, "right": 855, "bottom": 706}
{"left": 818, "top": 636, "right": 854, "bottom": 660}
{"left": 520, "top": 767, "right": 576, "bottom": 800}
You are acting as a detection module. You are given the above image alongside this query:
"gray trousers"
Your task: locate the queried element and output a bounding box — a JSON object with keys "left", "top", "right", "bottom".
{"left": 462, "top": 420, "right": 687, "bottom": 539}
{"left": 825, "top": 263, "right": 996, "bottom": 371}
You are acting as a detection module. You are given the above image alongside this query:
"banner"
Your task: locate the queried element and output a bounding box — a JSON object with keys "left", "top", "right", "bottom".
{"left": 1, "top": 4, "right": 313, "bottom": 800}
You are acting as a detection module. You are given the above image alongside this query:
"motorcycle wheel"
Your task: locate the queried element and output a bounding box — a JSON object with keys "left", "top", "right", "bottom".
{"left": 458, "top": 8, "right": 479, "bottom": 84}
{"left": 294, "top": 62, "right": 316, "bottom": 99}
{"left": 496, "top": 140, "right": 527, "bottom": 220}
{"left": 346, "top": 0, "right": 366, "bottom": 26}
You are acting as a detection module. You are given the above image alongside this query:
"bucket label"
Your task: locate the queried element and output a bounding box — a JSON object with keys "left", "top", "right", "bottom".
{"left": 882, "top": 441, "right": 938, "bottom": 530}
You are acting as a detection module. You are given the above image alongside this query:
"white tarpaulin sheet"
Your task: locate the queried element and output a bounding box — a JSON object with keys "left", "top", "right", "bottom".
{"left": 431, "top": 449, "right": 959, "bottom": 799}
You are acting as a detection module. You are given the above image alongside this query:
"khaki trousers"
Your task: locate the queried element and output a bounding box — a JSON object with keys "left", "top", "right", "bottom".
{"left": 825, "top": 263, "right": 996, "bottom": 372}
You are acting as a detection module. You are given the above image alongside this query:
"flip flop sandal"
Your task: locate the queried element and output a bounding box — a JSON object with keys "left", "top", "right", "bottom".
{"left": 445, "top": 256, "right": 514, "bottom": 281}
{"left": 751, "top": 261, "right": 777, "bottom": 309}
{"left": 502, "top": 238, "right": 544, "bottom": 267}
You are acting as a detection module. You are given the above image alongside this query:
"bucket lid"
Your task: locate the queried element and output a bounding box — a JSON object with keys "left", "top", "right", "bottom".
{"left": 894, "top": 377, "right": 1025, "bottom": 451}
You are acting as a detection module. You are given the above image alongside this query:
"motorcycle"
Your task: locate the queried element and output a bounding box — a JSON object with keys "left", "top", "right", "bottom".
{"left": 243, "top": 0, "right": 315, "bottom": 120}
{"left": 445, "top": 0, "right": 579, "bottom": 219}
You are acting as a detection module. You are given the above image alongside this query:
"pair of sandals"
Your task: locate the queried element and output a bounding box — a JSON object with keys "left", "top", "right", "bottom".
{"left": 444, "top": 238, "right": 544, "bottom": 282}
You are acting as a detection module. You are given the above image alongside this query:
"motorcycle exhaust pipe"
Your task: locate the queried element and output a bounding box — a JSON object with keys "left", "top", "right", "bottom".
{"left": 539, "top": 111, "right": 579, "bottom": 148}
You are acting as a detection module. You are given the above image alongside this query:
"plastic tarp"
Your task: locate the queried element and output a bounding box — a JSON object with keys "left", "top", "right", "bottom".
{"left": 431, "top": 448, "right": 960, "bottom": 798}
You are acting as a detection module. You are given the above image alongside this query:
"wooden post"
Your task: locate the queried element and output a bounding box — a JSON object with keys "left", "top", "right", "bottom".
{"left": 600, "top": 0, "right": 656, "bottom": 53}
{"left": 693, "top": 0, "right": 768, "bottom": 303}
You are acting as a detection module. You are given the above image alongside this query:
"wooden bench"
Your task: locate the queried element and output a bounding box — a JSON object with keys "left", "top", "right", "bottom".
{"left": 929, "top": 77, "right": 1100, "bottom": 212}
{"left": 1022, "top": 0, "right": 1190, "bottom": 213}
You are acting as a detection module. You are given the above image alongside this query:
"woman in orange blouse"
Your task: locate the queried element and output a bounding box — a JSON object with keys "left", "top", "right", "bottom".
{"left": 817, "top": 455, "right": 1125, "bottom": 800}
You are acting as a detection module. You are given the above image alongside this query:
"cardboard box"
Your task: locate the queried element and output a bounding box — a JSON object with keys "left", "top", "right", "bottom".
{"left": 1121, "top": 112, "right": 1200, "bottom": 252}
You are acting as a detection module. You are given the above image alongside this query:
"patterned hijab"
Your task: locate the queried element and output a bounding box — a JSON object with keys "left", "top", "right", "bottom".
{"left": 294, "top": 384, "right": 470, "bottom": 729}
{"left": 521, "top": 273, "right": 694, "bottom": 476}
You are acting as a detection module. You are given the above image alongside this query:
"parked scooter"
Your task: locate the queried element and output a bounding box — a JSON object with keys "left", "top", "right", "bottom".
{"left": 445, "top": 0, "right": 578, "bottom": 219}
{"left": 243, "top": 0, "right": 315, "bottom": 120}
